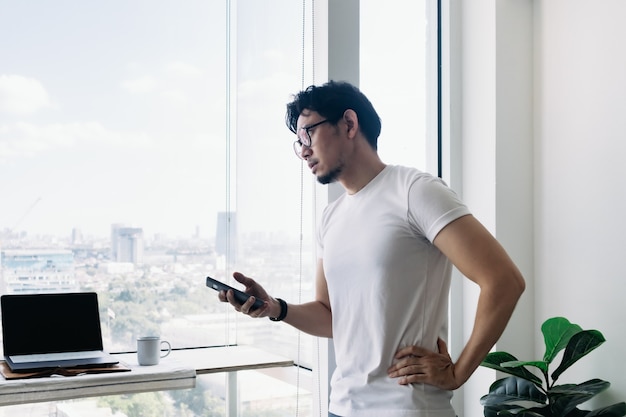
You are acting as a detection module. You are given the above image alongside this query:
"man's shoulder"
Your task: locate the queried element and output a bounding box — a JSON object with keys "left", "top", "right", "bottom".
{"left": 386, "top": 164, "right": 433, "bottom": 177}
{"left": 385, "top": 165, "right": 446, "bottom": 188}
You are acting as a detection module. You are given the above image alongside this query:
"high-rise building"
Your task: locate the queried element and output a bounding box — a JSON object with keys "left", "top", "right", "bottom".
{"left": 0, "top": 249, "right": 77, "bottom": 294}
{"left": 71, "top": 227, "right": 83, "bottom": 245}
{"left": 110, "top": 224, "right": 144, "bottom": 264}
{"left": 215, "top": 211, "right": 238, "bottom": 264}
{"left": 110, "top": 223, "right": 125, "bottom": 261}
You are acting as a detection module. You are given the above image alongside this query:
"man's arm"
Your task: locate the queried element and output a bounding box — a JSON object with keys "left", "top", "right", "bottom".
{"left": 221, "top": 259, "right": 333, "bottom": 338}
{"left": 388, "top": 214, "right": 525, "bottom": 389}
{"left": 282, "top": 259, "right": 333, "bottom": 338}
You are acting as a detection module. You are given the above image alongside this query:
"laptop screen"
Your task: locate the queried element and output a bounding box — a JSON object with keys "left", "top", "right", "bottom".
{"left": 1, "top": 292, "right": 104, "bottom": 356}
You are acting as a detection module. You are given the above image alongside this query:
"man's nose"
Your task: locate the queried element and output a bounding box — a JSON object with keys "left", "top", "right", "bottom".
{"left": 301, "top": 144, "right": 313, "bottom": 159}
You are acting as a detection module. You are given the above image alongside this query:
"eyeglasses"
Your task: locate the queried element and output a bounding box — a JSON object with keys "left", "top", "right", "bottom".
{"left": 293, "top": 119, "right": 329, "bottom": 159}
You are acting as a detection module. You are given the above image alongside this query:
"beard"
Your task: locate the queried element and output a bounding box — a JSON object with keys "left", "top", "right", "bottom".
{"left": 316, "top": 164, "right": 343, "bottom": 185}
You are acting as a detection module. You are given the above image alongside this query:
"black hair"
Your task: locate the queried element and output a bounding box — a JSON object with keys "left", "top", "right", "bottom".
{"left": 285, "top": 80, "right": 382, "bottom": 150}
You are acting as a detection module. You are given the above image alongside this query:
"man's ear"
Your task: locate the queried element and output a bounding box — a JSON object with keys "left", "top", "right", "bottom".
{"left": 342, "top": 109, "right": 359, "bottom": 138}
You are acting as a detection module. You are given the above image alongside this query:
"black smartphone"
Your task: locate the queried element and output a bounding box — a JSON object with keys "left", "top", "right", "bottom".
{"left": 205, "top": 276, "right": 265, "bottom": 311}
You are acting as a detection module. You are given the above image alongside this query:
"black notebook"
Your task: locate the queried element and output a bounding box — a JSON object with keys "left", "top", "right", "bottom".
{"left": 1, "top": 292, "right": 119, "bottom": 372}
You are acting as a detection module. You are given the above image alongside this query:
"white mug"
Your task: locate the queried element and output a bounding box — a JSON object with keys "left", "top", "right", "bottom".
{"left": 137, "top": 336, "right": 171, "bottom": 366}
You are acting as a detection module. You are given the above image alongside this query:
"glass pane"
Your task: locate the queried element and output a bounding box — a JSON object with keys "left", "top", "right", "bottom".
{"left": 0, "top": 370, "right": 310, "bottom": 417}
{"left": 0, "top": 0, "right": 316, "bottom": 412}
{"left": 0, "top": 0, "right": 315, "bottom": 365}
{"left": 237, "top": 370, "right": 312, "bottom": 417}
{"left": 0, "top": 383, "right": 227, "bottom": 417}
{"left": 360, "top": 0, "right": 432, "bottom": 169}
{"left": 231, "top": 0, "right": 316, "bottom": 368}
{"left": 0, "top": 1, "right": 229, "bottom": 352}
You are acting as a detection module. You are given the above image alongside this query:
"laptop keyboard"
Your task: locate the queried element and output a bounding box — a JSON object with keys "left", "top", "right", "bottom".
{"left": 9, "top": 350, "right": 105, "bottom": 363}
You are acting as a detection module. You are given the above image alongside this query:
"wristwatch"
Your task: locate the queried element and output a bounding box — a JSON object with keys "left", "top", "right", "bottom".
{"left": 269, "top": 298, "right": 288, "bottom": 322}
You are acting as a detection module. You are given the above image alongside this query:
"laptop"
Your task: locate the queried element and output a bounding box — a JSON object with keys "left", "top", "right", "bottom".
{"left": 1, "top": 292, "right": 119, "bottom": 372}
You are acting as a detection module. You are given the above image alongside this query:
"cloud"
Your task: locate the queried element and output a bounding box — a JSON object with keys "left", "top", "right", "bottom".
{"left": 165, "top": 61, "right": 203, "bottom": 78}
{"left": 121, "top": 61, "right": 204, "bottom": 100}
{"left": 0, "top": 74, "right": 52, "bottom": 115}
{"left": 0, "top": 121, "right": 151, "bottom": 160}
{"left": 159, "top": 89, "right": 189, "bottom": 108}
{"left": 121, "top": 75, "right": 158, "bottom": 94}
{"left": 0, "top": 119, "right": 222, "bottom": 163}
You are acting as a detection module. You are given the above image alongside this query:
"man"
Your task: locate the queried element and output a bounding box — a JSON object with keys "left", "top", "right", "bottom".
{"left": 218, "top": 80, "right": 525, "bottom": 417}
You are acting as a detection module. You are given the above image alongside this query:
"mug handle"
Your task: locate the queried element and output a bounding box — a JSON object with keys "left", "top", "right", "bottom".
{"left": 160, "top": 340, "right": 172, "bottom": 358}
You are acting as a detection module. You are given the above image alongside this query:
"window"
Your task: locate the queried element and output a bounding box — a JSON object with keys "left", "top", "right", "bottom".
{"left": 228, "top": 0, "right": 317, "bottom": 368}
{"left": 360, "top": 0, "right": 439, "bottom": 171}
{"left": 0, "top": 0, "right": 229, "bottom": 351}
{"left": 0, "top": 0, "right": 438, "bottom": 415}
{"left": 0, "top": 0, "right": 314, "bottom": 415}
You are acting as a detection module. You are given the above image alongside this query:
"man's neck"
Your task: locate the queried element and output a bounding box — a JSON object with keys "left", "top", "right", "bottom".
{"left": 340, "top": 158, "right": 386, "bottom": 195}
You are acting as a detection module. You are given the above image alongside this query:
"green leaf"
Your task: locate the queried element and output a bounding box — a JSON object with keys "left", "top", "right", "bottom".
{"left": 585, "top": 402, "right": 626, "bottom": 417}
{"left": 564, "top": 409, "right": 592, "bottom": 417}
{"left": 542, "top": 317, "right": 582, "bottom": 363}
{"left": 480, "top": 377, "right": 547, "bottom": 406}
{"left": 516, "top": 411, "right": 551, "bottom": 417}
{"left": 551, "top": 330, "right": 606, "bottom": 381}
{"left": 502, "top": 360, "right": 549, "bottom": 374}
{"left": 484, "top": 405, "right": 547, "bottom": 417}
{"left": 549, "top": 379, "right": 610, "bottom": 417}
{"left": 483, "top": 404, "right": 527, "bottom": 417}
{"left": 481, "top": 352, "right": 543, "bottom": 385}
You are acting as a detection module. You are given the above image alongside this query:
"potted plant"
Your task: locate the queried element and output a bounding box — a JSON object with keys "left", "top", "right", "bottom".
{"left": 480, "top": 316, "right": 626, "bottom": 417}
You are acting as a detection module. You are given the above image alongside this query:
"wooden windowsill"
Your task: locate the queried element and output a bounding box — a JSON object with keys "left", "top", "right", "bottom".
{"left": 0, "top": 345, "right": 294, "bottom": 406}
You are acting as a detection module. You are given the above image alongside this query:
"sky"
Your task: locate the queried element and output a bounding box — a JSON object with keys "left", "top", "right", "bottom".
{"left": 0, "top": 0, "right": 303, "bottom": 239}
{"left": 0, "top": 0, "right": 429, "bottom": 240}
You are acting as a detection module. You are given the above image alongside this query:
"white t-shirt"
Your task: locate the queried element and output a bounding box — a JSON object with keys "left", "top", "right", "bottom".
{"left": 317, "top": 165, "right": 471, "bottom": 417}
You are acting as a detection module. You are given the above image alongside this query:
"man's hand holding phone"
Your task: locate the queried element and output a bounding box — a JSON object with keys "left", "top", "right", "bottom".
{"left": 208, "top": 272, "right": 278, "bottom": 318}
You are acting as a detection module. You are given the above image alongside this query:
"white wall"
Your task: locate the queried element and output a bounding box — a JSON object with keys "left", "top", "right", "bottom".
{"left": 459, "top": 0, "right": 626, "bottom": 415}
{"left": 455, "top": 0, "right": 535, "bottom": 415}
{"left": 535, "top": 0, "right": 626, "bottom": 407}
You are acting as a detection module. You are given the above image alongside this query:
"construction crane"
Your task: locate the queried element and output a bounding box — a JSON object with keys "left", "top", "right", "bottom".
{"left": 11, "top": 197, "right": 42, "bottom": 231}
